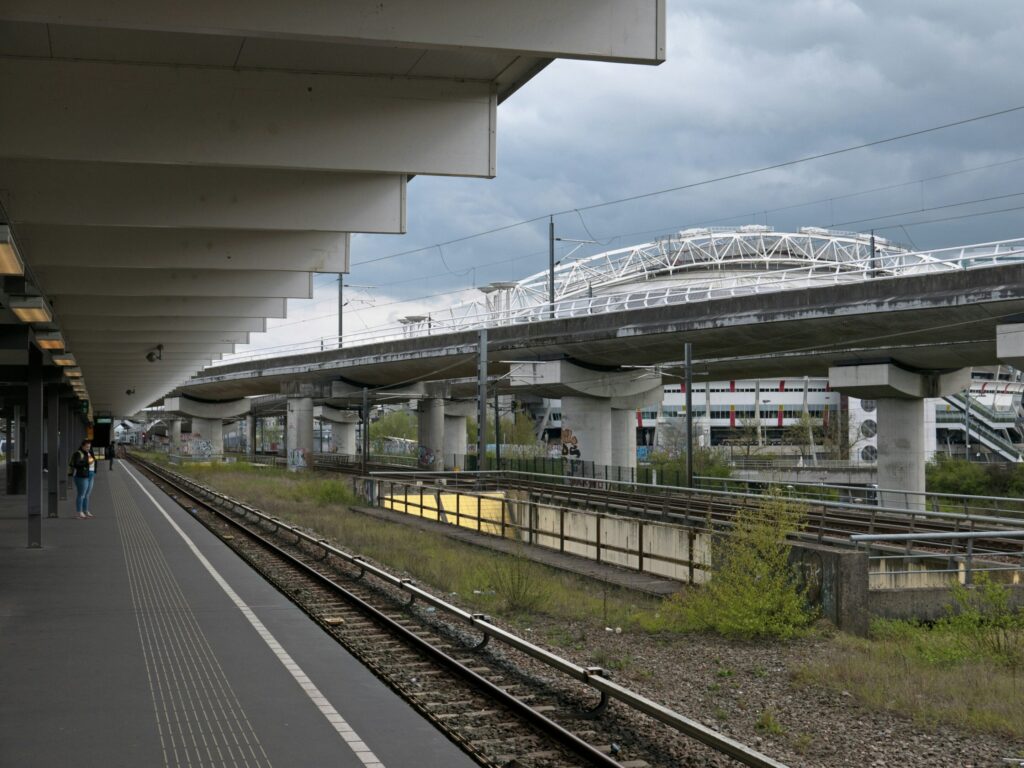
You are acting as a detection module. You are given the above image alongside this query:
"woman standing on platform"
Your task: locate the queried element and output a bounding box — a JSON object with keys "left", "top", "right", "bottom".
{"left": 69, "top": 439, "right": 97, "bottom": 519}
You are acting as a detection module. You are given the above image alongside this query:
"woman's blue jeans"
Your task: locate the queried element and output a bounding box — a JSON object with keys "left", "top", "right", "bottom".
{"left": 73, "top": 474, "right": 95, "bottom": 513}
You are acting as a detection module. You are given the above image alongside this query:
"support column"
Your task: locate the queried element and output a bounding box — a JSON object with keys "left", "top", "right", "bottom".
{"left": 610, "top": 408, "right": 637, "bottom": 473}
{"left": 46, "top": 384, "right": 59, "bottom": 518}
{"left": 286, "top": 397, "right": 314, "bottom": 470}
{"left": 443, "top": 415, "right": 468, "bottom": 469}
{"left": 246, "top": 413, "right": 256, "bottom": 458}
{"left": 208, "top": 420, "right": 224, "bottom": 456}
{"left": 58, "top": 400, "right": 69, "bottom": 500}
{"left": 27, "top": 343, "right": 42, "bottom": 548}
{"left": 830, "top": 364, "right": 969, "bottom": 511}
{"left": 417, "top": 397, "right": 445, "bottom": 471}
{"left": 561, "top": 396, "right": 612, "bottom": 469}
{"left": 876, "top": 398, "right": 925, "bottom": 508}
{"left": 188, "top": 417, "right": 222, "bottom": 457}
{"left": 170, "top": 419, "right": 182, "bottom": 453}
{"left": 335, "top": 422, "right": 357, "bottom": 455}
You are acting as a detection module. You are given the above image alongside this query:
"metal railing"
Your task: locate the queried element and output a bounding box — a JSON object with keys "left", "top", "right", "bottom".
{"left": 211, "top": 236, "right": 1024, "bottom": 368}
{"left": 851, "top": 530, "right": 1024, "bottom": 585}
{"left": 369, "top": 474, "right": 708, "bottom": 584}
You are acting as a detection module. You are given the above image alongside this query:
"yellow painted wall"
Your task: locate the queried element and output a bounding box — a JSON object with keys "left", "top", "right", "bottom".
{"left": 383, "top": 490, "right": 510, "bottom": 538}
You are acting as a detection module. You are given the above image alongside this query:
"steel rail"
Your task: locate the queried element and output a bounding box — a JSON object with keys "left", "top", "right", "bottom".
{"left": 134, "top": 458, "right": 624, "bottom": 768}
{"left": 133, "top": 456, "right": 789, "bottom": 768}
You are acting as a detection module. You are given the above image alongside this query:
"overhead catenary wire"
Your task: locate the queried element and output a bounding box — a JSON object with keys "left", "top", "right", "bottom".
{"left": 352, "top": 102, "right": 1024, "bottom": 268}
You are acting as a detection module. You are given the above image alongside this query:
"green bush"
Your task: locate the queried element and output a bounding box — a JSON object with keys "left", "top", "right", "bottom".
{"left": 941, "top": 574, "right": 1024, "bottom": 668}
{"left": 677, "top": 491, "right": 815, "bottom": 638}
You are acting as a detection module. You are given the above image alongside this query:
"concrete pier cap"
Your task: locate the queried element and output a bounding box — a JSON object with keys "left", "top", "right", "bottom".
{"left": 162, "top": 395, "right": 250, "bottom": 419}
{"left": 828, "top": 363, "right": 969, "bottom": 511}
{"left": 996, "top": 323, "right": 1024, "bottom": 369}
{"left": 511, "top": 360, "right": 661, "bottom": 468}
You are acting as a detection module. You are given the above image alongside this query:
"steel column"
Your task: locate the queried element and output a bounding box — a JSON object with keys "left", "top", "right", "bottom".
{"left": 27, "top": 343, "right": 42, "bottom": 547}
{"left": 46, "top": 383, "right": 59, "bottom": 517}
{"left": 685, "top": 342, "right": 693, "bottom": 488}
{"left": 477, "top": 329, "right": 488, "bottom": 473}
{"left": 58, "top": 400, "right": 69, "bottom": 500}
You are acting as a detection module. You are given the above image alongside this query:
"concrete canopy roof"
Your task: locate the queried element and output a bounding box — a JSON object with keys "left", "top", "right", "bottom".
{"left": 0, "top": 2, "right": 665, "bottom": 416}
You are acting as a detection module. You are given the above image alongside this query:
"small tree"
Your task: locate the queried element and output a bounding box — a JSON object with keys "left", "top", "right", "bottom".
{"left": 369, "top": 410, "right": 416, "bottom": 441}
{"left": 680, "top": 491, "right": 814, "bottom": 639}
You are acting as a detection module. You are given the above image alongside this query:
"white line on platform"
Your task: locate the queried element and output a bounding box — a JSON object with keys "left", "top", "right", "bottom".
{"left": 123, "top": 463, "right": 387, "bottom": 768}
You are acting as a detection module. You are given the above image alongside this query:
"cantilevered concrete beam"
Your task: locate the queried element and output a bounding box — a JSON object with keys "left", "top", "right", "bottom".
{"left": 68, "top": 330, "right": 250, "bottom": 345}
{"left": 1, "top": 58, "right": 495, "bottom": 177}
{"left": 0, "top": 1, "right": 666, "bottom": 64}
{"left": 60, "top": 315, "right": 267, "bottom": 333}
{"left": 38, "top": 268, "right": 313, "bottom": 299}
{"left": 71, "top": 341, "right": 235, "bottom": 356}
{"left": 0, "top": 159, "right": 406, "bottom": 233}
{"left": 53, "top": 296, "right": 287, "bottom": 318}
{"left": 17, "top": 225, "right": 349, "bottom": 274}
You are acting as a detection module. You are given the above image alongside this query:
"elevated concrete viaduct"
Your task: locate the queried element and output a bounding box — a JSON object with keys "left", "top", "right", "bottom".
{"left": 171, "top": 261, "right": 1024, "bottom": 504}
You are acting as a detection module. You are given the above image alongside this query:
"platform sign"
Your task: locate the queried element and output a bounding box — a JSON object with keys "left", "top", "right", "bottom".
{"left": 78, "top": 400, "right": 89, "bottom": 415}
{"left": 96, "top": 417, "right": 112, "bottom": 425}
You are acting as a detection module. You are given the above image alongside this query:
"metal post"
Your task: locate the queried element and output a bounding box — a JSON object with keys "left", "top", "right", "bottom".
{"left": 46, "top": 384, "right": 59, "bottom": 518}
{"left": 27, "top": 343, "right": 42, "bottom": 548}
{"left": 548, "top": 216, "right": 555, "bottom": 319}
{"left": 685, "top": 342, "right": 694, "bottom": 488}
{"left": 494, "top": 390, "right": 501, "bottom": 467}
{"left": 5, "top": 410, "right": 12, "bottom": 481}
{"left": 361, "top": 386, "right": 369, "bottom": 474}
{"left": 342, "top": 274, "right": 350, "bottom": 350}
{"left": 869, "top": 229, "right": 877, "bottom": 278}
{"left": 477, "top": 328, "right": 488, "bottom": 474}
{"left": 963, "top": 383, "right": 971, "bottom": 461}
{"left": 58, "top": 401, "right": 69, "bottom": 501}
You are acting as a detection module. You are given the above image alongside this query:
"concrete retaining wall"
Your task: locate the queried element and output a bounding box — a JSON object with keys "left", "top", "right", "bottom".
{"left": 868, "top": 583, "right": 1024, "bottom": 622}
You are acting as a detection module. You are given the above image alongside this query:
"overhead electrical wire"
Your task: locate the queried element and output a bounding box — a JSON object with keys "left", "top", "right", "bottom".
{"left": 352, "top": 102, "right": 1024, "bottom": 268}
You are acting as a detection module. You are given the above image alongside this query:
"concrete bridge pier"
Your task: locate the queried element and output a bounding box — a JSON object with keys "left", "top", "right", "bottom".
{"left": 314, "top": 405, "right": 360, "bottom": 456}
{"left": 190, "top": 418, "right": 224, "bottom": 455}
{"left": 417, "top": 397, "right": 445, "bottom": 471}
{"left": 443, "top": 401, "right": 475, "bottom": 470}
{"left": 169, "top": 419, "right": 182, "bottom": 453}
{"left": 286, "top": 397, "right": 314, "bottom": 470}
{"left": 611, "top": 407, "right": 639, "bottom": 471}
{"left": 830, "top": 364, "right": 969, "bottom": 510}
{"left": 163, "top": 396, "right": 251, "bottom": 458}
{"left": 510, "top": 360, "right": 661, "bottom": 471}
{"left": 245, "top": 413, "right": 256, "bottom": 457}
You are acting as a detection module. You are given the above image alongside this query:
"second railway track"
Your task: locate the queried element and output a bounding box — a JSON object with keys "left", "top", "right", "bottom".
{"left": 130, "top": 456, "right": 789, "bottom": 768}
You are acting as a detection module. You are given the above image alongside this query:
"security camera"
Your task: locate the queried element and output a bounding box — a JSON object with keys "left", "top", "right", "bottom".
{"left": 145, "top": 351, "right": 158, "bottom": 363}
{"left": 125, "top": 388, "right": 136, "bottom": 396}
{"left": 145, "top": 344, "right": 164, "bottom": 363}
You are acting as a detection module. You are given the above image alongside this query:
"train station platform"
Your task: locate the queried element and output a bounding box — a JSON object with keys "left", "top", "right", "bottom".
{"left": 0, "top": 461, "right": 475, "bottom": 768}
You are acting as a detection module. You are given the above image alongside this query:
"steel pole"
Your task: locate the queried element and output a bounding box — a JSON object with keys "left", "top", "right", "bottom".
{"left": 361, "top": 387, "right": 369, "bottom": 474}
{"left": 494, "top": 390, "right": 501, "bottom": 467}
{"left": 685, "top": 342, "right": 694, "bottom": 488}
{"left": 27, "top": 343, "right": 42, "bottom": 547}
{"left": 477, "top": 329, "right": 488, "bottom": 473}
{"left": 548, "top": 216, "right": 555, "bottom": 320}
{"left": 338, "top": 276, "right": 344, "bottom": 349}
{"left": 46, "top": 384, "right": 59, "bottom": 518}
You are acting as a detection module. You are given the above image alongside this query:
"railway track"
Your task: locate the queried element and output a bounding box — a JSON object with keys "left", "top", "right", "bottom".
{"left": 131, "top": 457, "right": 788, "bottom": 768}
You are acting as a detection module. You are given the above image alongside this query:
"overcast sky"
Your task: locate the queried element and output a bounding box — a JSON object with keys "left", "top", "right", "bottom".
{"left": 227, "top": 0, "right": 1024, "bottom": 361}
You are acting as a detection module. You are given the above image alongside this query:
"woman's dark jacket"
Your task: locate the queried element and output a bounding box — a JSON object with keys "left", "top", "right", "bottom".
{"left": 69, "top": 448, "right": 95, "bottom": 479}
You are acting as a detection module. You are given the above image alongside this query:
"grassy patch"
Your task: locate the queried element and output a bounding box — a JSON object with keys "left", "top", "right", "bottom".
{"left": 153, "top": 459, "right": 665, "bottom": 630}
{"left": 796, "top": 581, "right": 1024, "bottom": 741}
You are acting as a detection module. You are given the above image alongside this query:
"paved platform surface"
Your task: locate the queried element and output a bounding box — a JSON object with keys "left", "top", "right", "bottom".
{"left": 0, "top": 461, "right": 476, "bottom": 768}
{"left": 353, "top": 504, "right": 683, "bottom": 597}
